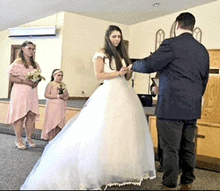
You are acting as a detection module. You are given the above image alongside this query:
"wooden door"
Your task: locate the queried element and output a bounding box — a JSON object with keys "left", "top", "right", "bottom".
{"left": 8, "top": 45, "right": 21, "bottom": 98}
{"left": 8, "top": 44, "right": 36, "bottom": 98}
{"left": 123, "top": 40, "right": 129, "bottom": 52}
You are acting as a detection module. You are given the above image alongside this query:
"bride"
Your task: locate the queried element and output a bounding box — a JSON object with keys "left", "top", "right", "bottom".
{"left": 21, "top": 25, "right": 156, "bottom": 190}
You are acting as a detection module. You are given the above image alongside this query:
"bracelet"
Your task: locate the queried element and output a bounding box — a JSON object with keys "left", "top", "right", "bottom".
{"left": 118, "top": 72, "right": 121, "bottom": 76}
{"left": 57, "top": 94, "right": 59, "bottom": 99}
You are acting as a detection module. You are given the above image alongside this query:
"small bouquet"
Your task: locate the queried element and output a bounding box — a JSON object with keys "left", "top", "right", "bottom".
{"left": 26, "top": 69, "right": 46, "bottom": 83}
{"left": 57, "top": 83, "right": 66, "bottom": 94}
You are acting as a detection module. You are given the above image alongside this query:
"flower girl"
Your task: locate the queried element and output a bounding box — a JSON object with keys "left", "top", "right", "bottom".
{"left": 41, "top": 69, "right": 69, "bottom": 141}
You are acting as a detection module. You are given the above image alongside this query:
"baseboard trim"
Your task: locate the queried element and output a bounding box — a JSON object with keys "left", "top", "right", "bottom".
{"left": 196, "top": 155, "right": 220, "bottom": 172}
{"left": 69, "top": 97, "right": 89, "bottom": 100}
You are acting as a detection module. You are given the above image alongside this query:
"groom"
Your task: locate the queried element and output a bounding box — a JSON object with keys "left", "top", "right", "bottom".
{"left": 129, "top": 12, "right": 209, "bottom": 190}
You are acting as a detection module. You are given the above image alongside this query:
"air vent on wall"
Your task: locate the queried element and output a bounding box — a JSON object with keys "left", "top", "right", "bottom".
{"left": 8, "top": 26, "right": 56, "bottom": 37}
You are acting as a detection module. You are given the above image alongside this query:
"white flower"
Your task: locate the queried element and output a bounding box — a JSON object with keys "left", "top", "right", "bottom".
{"left": 26, "top": 69, "right": 45, "bottom": 83}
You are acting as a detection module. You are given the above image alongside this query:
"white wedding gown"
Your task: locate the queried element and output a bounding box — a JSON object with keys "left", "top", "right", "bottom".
{"left": 21, "top": 53, "right": 156, "bottom": 190}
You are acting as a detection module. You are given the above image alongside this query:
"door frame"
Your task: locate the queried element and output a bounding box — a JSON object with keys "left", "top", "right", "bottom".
{"left": 8, "top": 45, "right": 21, "bottom": 98}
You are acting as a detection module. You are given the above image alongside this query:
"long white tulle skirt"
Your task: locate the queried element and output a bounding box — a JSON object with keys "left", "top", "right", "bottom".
{"left": 21, "top": 76, "right": 156, "bottom": 190}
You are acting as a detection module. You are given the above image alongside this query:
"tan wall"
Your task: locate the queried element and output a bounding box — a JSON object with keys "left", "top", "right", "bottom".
{"left": 61, "top": 12, "right": 130, "bottom": 97}
{"left": 0, "top": 30, "right": 12, "bottom": 98}
{"left": 0, "top": 12, "right": 130, "bottom": 99}
{"left": 0, "top": 13, "right": 65, "bottom": 99}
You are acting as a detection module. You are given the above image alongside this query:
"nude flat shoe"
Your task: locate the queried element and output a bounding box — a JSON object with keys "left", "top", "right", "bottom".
{"left": 15, "top": 141, "right": 27, "bottom": 150}
{"left": 25, "top": 137, "right": 36, "bottom": 148}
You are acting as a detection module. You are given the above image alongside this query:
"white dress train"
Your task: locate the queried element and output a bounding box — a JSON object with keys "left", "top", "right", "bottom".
{"left": 21, "top": 53, "right": 156, "bottom": 190}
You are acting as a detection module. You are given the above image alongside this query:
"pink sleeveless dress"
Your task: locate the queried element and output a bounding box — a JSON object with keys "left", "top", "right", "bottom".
{"left": 41, "top": 82, "right": 67, "bottom": 140}
{"left": 6, "top": 62, "right": 40, "bottom": 125}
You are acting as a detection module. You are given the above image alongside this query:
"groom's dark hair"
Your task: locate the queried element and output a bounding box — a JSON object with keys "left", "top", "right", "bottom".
{"left": 175, "top": 12, "right": 195, "bottom": 32}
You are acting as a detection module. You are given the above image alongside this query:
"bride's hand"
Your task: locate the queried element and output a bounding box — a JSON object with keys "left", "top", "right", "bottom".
{"left": 119, "top": 67, "right": 128, "bottom": 76}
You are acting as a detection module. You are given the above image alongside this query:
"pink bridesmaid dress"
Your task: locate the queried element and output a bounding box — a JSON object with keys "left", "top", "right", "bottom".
{"left": 41, "top": 83, "right": 67, "bottom": 140}
{"left": 6, "top": 62, "right": 40, "bottom": 125}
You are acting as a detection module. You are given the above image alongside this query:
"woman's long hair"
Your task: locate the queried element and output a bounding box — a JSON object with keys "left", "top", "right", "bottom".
{"left": 19, "top": 41, "right": 37, "bottom": 69}
{"left": 104, "top": 25, "right": 131, "bottom": 71}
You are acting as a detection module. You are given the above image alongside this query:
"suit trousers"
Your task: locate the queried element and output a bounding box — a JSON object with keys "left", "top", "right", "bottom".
{"left": 156, "top": 118, "right": 197, "bottom": 188}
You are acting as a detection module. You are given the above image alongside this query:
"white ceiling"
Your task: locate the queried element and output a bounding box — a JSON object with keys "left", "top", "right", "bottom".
{"left": 0, "top": 0, "right": 218, "bottom": 31}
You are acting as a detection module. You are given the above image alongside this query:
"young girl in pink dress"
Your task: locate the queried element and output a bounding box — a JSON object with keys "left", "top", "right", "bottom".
{"left": 41, "top": 69, "right": 69, "bottom": 141}
{"left": 6, "top": 41, "right": 41, "bottom": 150}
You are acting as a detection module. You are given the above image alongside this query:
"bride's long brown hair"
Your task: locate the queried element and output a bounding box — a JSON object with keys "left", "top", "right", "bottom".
{"left": 104, "top": 25, "right": 131, "bottom": 71}
{"left": 19, "top": 41, "right": 37, "bottom": 69}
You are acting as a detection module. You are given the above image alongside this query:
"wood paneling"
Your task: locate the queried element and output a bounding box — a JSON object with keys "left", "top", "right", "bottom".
{"left": 208, "top": 50, "right": 220, "bottom": 69}
{"left": 197, "top": 122, "right": 220, "bottom": 158}
{"left": 0, "top": 101, "right": 80, "bottom": 130}
{"left": 149, "top": 116, "right": 158, "bottom": 148}
{"left": 201, "top": 76, "right": 220, "bottom": 123}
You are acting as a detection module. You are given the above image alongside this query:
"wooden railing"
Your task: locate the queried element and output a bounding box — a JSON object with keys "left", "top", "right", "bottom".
{"left": 0, "top": 101, "right": 81, "bottom": 130}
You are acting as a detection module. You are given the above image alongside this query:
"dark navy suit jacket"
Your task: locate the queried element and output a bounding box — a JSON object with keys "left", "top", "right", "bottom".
{"left": 132, "top": 33, "right": 209, "bottom": 120}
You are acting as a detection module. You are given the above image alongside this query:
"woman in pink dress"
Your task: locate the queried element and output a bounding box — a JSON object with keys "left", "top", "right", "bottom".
{"left": 6, "top": 41, "right": 41, "bottom": 150}
{"left": 41, "top": 69, "right": 69, "bottom": 141}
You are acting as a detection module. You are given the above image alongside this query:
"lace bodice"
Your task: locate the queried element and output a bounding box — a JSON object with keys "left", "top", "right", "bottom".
{"left": 93, "top": 52, "right": 126, "bottom": 73}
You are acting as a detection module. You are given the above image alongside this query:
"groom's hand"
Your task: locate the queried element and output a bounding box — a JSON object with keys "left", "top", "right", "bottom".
{"left": 152, "top": 86, "right": 158, "bottom": 94}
